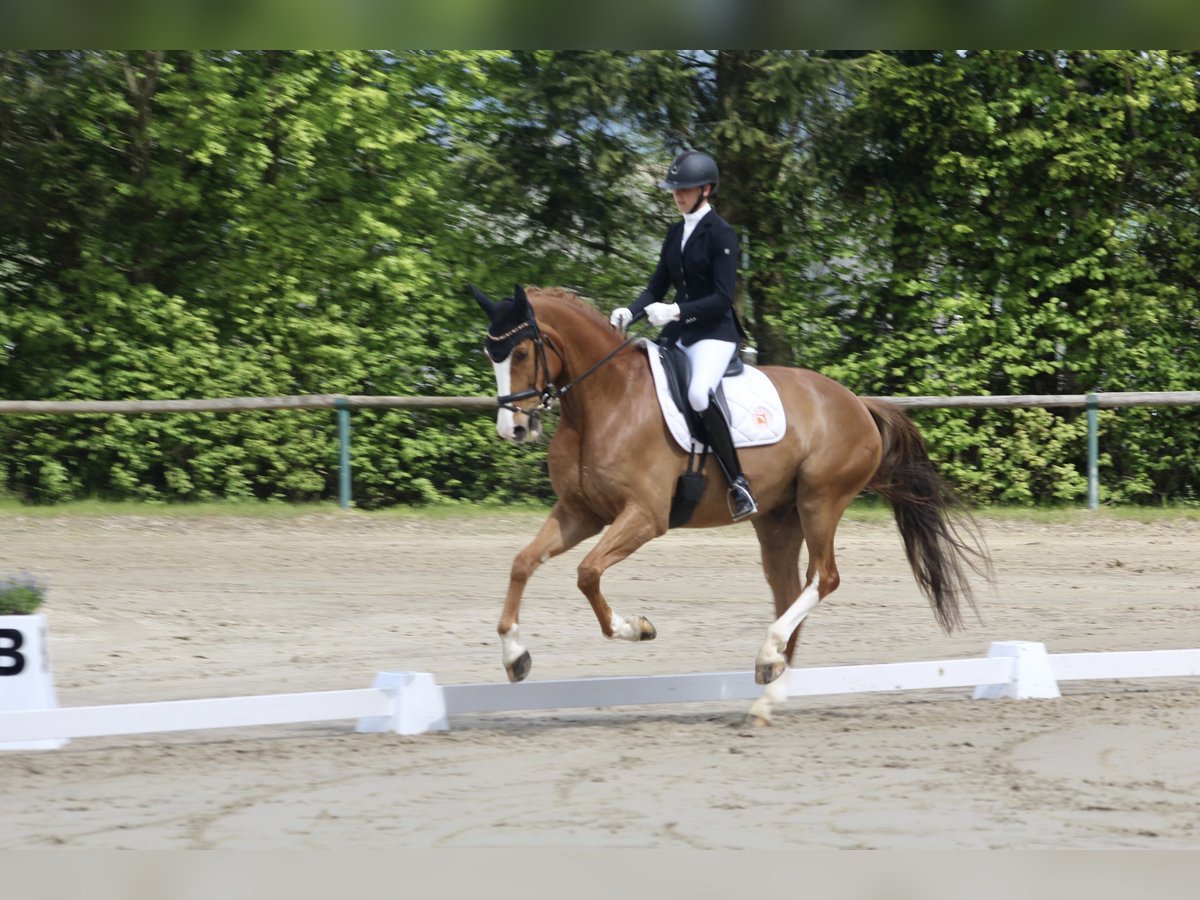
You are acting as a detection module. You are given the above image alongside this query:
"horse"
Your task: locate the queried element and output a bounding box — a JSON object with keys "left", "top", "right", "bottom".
{"left": 472, "top": 283, "right": 991, "bottom": 724}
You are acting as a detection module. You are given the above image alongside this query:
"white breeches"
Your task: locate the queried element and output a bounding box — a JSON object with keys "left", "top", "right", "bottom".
{"left": 678, "top": 339, "right": 737, "bottom": 412}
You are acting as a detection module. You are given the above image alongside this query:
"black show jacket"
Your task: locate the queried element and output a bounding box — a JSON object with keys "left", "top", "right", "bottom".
{"left": 630, "top": 209, "right": 743, "bottom": 346}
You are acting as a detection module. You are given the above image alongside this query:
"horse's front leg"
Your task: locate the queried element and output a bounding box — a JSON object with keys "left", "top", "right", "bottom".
{"left": 576, "top": 504, "right": 662, "bottom": 644}
{"left": 500, "top": 502, "right": 602, "bottom": 682}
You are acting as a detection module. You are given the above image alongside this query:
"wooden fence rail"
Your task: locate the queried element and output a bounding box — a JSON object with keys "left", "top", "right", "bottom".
{"left": 876, "top": 391, "right": 1200, "bottom": 410}
{"left": 0, "top": 395, "right": 497, "bottom": 415}
{"left": 2, "top": 391, "right": 1199, "bottom": 509}
{"left": 4, "top": 390, "right": 1200, "bottom": 417}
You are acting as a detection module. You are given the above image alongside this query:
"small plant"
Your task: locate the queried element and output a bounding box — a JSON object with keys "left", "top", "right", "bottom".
{"left": 0, "top": 572, "right": 46, "bottom": 615}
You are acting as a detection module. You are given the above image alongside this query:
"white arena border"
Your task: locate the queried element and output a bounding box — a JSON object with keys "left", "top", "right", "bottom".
{"left": 3, "top": 641, "right": 1200, "bottom": 749}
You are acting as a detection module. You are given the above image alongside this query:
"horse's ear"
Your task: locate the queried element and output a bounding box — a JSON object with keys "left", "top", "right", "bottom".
{"left": 469, "top": 284, "right": 496, "bottom": 316}
{"left": 512, "top": 284, "right": 529, "bottom": 316}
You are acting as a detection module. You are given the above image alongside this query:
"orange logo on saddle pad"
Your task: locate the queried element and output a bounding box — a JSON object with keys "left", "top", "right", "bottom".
{"left": 753, "top": 407, "right": 772, "bottom": 427}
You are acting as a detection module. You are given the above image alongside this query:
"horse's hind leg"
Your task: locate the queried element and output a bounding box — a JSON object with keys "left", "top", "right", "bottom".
{"left": 744, "top": 507, "right": 805, "bottom": 724}
{"left": 751, "top": 507, "right": 807, "bottom": 659}
{"left": 748, "top": 489, "right": 851, "bottom": 723}
{"left": 499, "top": 501, "right": 602, "bottom": 682}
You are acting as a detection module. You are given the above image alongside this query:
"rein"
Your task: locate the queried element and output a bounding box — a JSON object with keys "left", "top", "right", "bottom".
{"left": 557, "top": 335, "right": 636, "bottom": 399}
{"left": 489, "top": 309, "right": 636, "bottom": 422}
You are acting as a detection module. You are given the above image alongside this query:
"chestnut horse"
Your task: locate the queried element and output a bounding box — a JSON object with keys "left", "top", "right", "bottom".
{"left": 473, "top": 284, "right": 990, "bottom": 723}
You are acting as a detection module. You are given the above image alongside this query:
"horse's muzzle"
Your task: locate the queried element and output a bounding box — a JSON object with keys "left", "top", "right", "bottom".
{"left": 497, "top": 408, "right": 542, "bottom": 443}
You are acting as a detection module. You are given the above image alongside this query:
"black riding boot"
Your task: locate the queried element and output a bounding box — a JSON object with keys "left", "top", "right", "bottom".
{"left": 701, "top": 395, "right": 758, "bottom": 522}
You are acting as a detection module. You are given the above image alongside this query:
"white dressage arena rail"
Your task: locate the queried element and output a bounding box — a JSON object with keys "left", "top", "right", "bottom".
{"left": 3, "top": 641, "right": 1200, "bottom": 749}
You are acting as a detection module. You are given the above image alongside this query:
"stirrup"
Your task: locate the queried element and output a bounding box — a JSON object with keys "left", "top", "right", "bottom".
{"left": 727, "top": 477, "right": 758, "bottom": 522}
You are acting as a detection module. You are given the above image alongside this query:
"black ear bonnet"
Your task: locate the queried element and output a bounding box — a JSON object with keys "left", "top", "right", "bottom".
{"left": 472, "top": 285, "right": 535, "bottom": 363}
{"left": 484, "top": 298, "right": 535, "bottom": 362}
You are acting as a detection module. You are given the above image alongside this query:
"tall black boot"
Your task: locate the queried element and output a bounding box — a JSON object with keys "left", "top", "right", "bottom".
{"left": 701, "top": 395, "right": 758, "bottom": 522}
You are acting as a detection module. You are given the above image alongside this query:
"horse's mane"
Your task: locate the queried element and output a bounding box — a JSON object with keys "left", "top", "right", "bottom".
{"left": 525, "top": 286, "right": 613, "bottom": 334}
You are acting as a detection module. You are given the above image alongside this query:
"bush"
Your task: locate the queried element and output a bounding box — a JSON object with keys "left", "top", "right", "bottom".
{"left": 0, "top": 572, "right": 46, "bottom": 615}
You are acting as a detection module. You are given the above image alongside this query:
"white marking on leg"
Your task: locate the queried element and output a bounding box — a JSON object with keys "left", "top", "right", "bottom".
{"left": 756, "top": 574, "right": 821, "bottom": 672}
{"left": 500, "top": 624, "right": 526, "bottom": 667}
{"left": 609, "top": 613, "right": 642, "bottom": 642}
{"left": 747, "top": 674, "right": 789, "bottom": 723}
{"left": 748, "top": 578, "right": 821, "bottom": 723}
{"left": 491, "top": 358, "right": 516, "bottom": 440}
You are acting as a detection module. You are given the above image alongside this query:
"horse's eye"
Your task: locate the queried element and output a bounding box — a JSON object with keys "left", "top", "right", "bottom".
{"left": 513, "top": 348, "right": 529, "bottom": 363}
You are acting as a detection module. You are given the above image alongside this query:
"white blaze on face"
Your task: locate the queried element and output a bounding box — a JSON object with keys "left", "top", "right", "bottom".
{"left": 491, "top": 356, "right": 517, "bottom": 440}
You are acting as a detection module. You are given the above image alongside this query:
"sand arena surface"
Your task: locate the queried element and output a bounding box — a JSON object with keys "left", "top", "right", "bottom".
{"left": 1, "top": 510, "right": 1199, "bottom": 848}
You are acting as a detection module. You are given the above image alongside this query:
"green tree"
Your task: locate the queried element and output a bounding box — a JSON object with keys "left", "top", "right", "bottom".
{"left": 3, "top": 50, "right": 1200, "bottom": 508}
{"left": 0, "top": 50, "right": 546, "bottom": 505}
{"left": 802, "top": 50, "right": 1200, "bottom": 503}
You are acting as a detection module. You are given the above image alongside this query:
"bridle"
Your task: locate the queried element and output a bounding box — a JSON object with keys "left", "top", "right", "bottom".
{"left": 486, "top": 307, "right": 636, "bottom": 428}
{"left": 486, "top": 314, "right": 557, "bottom": 418}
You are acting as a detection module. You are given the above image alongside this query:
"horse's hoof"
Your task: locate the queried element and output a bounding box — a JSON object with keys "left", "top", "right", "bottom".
{"left": 755, "top": 659, "right": 786, "bottom": 685}
{"left": 744, "top": 713, "right": 772, "bottom": 728}
{"left": 506, "top": 650, "right": 532, "bottom": 683}
{"left": 636, "top": 615, "right": 657, "bottom": 641}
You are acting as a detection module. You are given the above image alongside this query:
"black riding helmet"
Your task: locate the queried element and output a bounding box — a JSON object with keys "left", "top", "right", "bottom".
{"left": 658, "top": 150, "right": 719, "bottom": 192}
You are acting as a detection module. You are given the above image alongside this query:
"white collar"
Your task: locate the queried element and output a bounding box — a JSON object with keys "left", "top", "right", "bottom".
{"left": 682, "top": 202, "right": 711, "bottom": 229}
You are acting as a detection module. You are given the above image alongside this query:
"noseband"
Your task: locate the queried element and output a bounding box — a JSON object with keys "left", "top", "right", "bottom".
{"left": 486, "top": 307, "right": 636, "bottom": 427}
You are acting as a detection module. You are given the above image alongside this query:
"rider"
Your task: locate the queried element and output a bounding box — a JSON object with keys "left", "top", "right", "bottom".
{"left": 610, "top": 150, "right": 757, "bottom": 521}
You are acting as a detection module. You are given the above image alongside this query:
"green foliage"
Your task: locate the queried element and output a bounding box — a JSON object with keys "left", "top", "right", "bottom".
{"left": 1, "top": 51, "right": 1199, "bottom": 507}
{"left": 785, "top": 51, "right": 1200, "bottom": 504}
{"left": 0, "top": 50, "right": 543, "bottom": 506}
{"left": 0, "top": 572, "right": 46, "bottom": 615}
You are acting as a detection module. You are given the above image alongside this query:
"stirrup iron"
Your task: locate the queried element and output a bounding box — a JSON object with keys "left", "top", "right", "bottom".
{"left": 728, "top": 475, "right": 757, "bottom": 521}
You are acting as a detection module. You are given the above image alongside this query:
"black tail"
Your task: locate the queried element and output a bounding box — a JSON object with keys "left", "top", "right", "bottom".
{"left": 863, "top": 398, "right": 992, "bottom": 632}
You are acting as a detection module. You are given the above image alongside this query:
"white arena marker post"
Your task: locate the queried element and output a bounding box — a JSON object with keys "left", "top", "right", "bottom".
{"left": 0, "top": 614, "right": 67, "bottom": 751}
{"left": 972, "top": 641, "right": 1061, "bottom": 700}
{"left": 356, "top": 672, "right": 449, "bottom": 736}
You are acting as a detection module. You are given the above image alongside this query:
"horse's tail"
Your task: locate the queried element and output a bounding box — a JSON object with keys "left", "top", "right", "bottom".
{"left": 862, "top": 398, "right": 992, "bottom": 632}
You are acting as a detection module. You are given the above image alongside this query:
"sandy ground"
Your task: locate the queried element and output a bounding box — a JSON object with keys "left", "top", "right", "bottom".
{"left": 1, "top": 509, "right": 1199, "bottom": 849}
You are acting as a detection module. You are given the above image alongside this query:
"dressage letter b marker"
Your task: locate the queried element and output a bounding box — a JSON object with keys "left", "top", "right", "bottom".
{"left": 0, "top": 628, "right": 26, "bottom": 676}
{"left": 0, "top": 615, "right": 67, "bottom": 749}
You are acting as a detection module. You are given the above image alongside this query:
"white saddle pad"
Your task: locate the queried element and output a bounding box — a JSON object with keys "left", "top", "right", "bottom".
{"left": 640, "top": 338, "right": 786, "bottom": 453}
